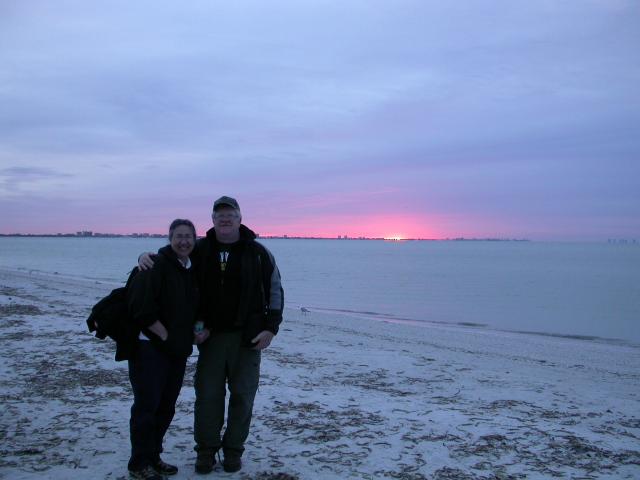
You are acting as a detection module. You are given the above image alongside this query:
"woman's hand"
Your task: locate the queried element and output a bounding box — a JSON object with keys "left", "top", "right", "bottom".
{"left": 148, "top": 320, "right": 168, "bottom": 341}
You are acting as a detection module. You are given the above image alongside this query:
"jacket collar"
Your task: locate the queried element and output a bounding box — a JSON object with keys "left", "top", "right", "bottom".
{"left": 157, "top": 244, "right": 191, "bottom": 269}
{"left": 205, "top": 224, "right": 257, "bottom": 243}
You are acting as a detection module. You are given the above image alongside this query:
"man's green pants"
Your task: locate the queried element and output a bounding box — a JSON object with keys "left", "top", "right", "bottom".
{"left": 194, "top": 331, "right": 261, "bottom": 457}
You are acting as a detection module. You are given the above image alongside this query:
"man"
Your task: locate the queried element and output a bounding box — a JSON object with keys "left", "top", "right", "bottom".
{"left": 138, "top": 196, "right": 284, "bottom": 474}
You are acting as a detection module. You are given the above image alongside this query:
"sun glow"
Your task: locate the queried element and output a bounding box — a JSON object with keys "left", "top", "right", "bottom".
{"left": 251, "top": 212, "right": 441, "bottom": 240}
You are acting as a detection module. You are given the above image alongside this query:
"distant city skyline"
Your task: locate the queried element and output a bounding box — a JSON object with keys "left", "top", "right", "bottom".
{"left": 1, "top": 1, "right": 639, "bottom": 240}
{"left": 0, "top": 229, "right": 535, "bottom": 241}
{"left": 5, "top": 231, "right": 639, "bottom": 244}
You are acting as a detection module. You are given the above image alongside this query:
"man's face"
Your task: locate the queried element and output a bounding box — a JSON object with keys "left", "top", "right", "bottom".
{"left": 213, "top": 206, "right": 241, "bottom": 234}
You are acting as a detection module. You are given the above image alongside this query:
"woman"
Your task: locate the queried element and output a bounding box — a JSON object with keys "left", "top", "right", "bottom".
{"left": 126, "top": 219, "right": 199, "bottom": 480}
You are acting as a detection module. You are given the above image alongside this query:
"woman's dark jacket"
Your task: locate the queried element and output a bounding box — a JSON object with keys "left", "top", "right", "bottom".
{"left": 127, "top": 245, "right": 199, "bottom": 358}
{"left": 194, "top": 225, "right": 284, "bottom": 346}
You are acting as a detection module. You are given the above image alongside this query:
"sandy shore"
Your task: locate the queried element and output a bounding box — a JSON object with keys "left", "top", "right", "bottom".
{"left": 1, "top": 268, "right": 639, "bottom": 479}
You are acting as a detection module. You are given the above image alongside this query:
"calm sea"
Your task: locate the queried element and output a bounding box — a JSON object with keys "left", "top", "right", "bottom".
{"left": 0, "top": 237, "right": 638, "bottom": 344}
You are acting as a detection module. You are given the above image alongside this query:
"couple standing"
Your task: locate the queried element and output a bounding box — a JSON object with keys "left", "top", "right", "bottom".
{"left": 126, "top": 196, "right": 284, "bottom": 479}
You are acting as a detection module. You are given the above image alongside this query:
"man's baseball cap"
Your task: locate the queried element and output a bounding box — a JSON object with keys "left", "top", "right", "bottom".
{"left": 213, "top": 196, "right": 240, "bottom": 211}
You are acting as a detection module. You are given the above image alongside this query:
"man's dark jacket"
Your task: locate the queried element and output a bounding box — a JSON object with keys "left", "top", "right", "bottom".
{"left": 194, "top": 224, "right": 284, "bottom": 346}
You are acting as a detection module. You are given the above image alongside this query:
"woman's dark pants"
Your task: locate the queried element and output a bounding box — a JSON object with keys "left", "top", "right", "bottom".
{"left": 128, "top": 341, "right": 186, "bottom": 471}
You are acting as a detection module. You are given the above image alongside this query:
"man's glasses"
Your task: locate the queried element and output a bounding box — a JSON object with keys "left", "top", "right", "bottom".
{"left": 214, "top": 213, "right": 239, "bottom": 220}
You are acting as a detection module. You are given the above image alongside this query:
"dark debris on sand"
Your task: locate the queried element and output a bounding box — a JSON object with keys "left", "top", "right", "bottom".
{"left": 0, "top": 303, "right": 44, "bottom": 317}
{"left": 243, "top": 472, "right": 300, "bottom": 480}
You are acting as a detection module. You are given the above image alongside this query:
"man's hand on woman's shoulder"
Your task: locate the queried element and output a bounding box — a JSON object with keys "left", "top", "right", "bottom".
{"left": 138, "top": 252, "right": 155, "bottom": 271}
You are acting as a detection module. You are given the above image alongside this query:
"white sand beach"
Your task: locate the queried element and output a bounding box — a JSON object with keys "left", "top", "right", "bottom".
{"left": 1, "top": 267, "right": 639, "bottom": 479}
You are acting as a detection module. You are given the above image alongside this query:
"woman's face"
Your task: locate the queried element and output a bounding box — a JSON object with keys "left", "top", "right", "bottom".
{"left": 170, "top": 224, "right": 195, "bottom": 260}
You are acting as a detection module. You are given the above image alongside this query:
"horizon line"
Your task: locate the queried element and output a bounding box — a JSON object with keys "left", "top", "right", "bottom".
{"left": 2, "top": 232, "right": 639, "bottom": 243}
{"left": 0, "top": 232, "right": 536, "bottom": 242}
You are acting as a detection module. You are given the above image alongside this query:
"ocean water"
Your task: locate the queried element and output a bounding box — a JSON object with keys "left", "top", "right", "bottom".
{"left": 0, "top": 237, "right": 638, "bottom": 343}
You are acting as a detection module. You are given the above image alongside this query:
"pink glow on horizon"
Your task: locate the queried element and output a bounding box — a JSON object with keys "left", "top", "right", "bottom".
{"left": 252, "top": 213, "right": 444, "bottom": 239}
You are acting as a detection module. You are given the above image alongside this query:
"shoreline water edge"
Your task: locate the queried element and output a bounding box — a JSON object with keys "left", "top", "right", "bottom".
{"left": 1, "top": 236, "right": 639, "bottom": 344}
{"left": 3, "top": 264, "right": 637, "bottom": 349}
{"left": 1, "top": 268, "right": 639, "bottom": 479}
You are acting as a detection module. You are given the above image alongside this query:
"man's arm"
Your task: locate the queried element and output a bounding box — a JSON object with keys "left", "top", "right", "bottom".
{"left": 264, "top": 247, "right": 284, "bottom": 334}
{"left": 252, "top": 245, "right": 284, "bottom": 350}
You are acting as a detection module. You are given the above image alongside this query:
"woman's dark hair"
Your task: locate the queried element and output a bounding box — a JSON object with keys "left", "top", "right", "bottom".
{"left": 168, "top": 219, "right": 196, "bottom": 240}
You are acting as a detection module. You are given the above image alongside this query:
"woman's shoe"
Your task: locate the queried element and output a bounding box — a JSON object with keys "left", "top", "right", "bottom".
{"left": 129, "top": 466, "right": 163, "bottom": 480}
{"left": 153, "top": 458, "right": 178, "bottom": 476}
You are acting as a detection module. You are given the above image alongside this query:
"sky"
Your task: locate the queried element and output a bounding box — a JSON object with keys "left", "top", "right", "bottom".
{"left": 1, "top": 1, "right": 639, "bottom": 240}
